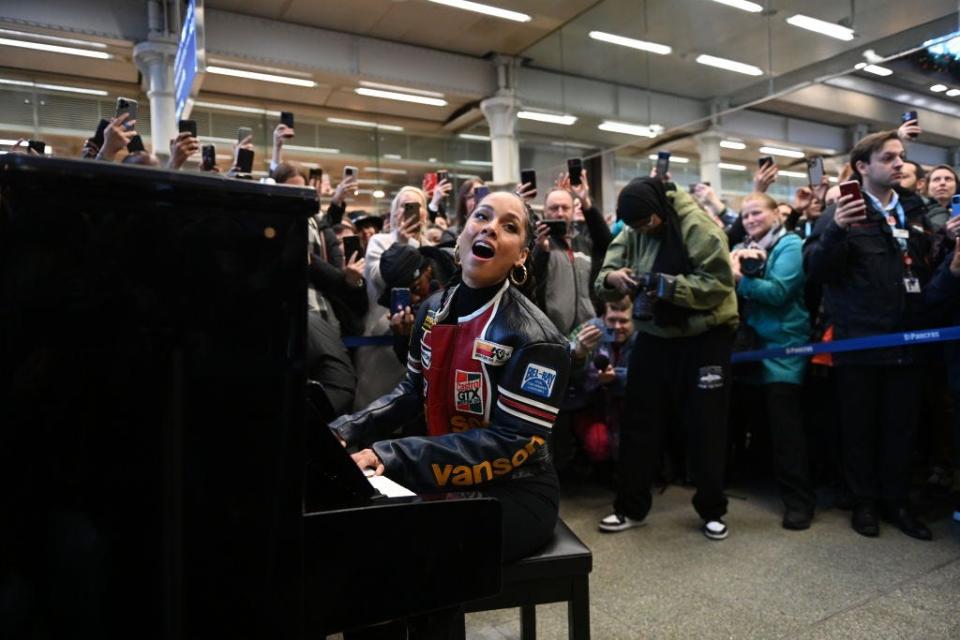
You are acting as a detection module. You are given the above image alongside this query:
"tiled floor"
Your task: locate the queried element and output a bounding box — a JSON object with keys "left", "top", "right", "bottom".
{"left": 465, "top": 480, "right": 960, "bottom": 640}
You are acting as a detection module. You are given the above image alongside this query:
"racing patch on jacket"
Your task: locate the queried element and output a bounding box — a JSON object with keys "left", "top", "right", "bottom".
{"left": 422, "top": 310, "right": 436, "bottom": 332}
{"left": 520, "top": 363, "right": 557, "bottom": 399}
{"left": 455, "top": 369, "right": 484, "bottom": 415}
{"left": 472, "top": 339, "right": 513, "bottom": 366}
{"left": 697, "top": 366, "right": 724, "bottom": 390}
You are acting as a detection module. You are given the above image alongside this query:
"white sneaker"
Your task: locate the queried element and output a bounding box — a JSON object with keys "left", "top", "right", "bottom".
{"left": 598, "top": 512, "right": 645, "bottom": 533}
{"left": 702, "top": 519, "right": 728, "bottom": 540}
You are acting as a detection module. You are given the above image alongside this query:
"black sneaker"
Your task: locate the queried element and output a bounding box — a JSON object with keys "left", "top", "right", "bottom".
{"left": 851, "top": 504, "right": 879, "bottom": 537}
{"left": 782, "top": 508, "right": 813, "bottom": 531}
{"left": 702, "top": 519, "right": 728, "bottom": 540}
{"left": 598, "top": 512, "right": 645, "bottom": 533}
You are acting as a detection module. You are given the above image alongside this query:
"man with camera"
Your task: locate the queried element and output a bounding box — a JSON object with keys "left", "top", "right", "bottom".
{"left": 803, "top": 130, "right": 933, "bottom": 540}
{"left": 596, "top": 177, "right": 738, "bottom": 540}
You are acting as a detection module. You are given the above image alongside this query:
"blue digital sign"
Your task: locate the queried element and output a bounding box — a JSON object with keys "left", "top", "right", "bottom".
{"left": 174, "top": 0, "right": 206, "bottom": 121}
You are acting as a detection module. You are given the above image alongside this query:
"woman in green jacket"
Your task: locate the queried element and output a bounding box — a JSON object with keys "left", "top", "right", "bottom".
{"left": 596, "top": 177, "right": 738, "bottom": 541}
{"left": 731, "top": 192, "right": 814, "bottom": 529}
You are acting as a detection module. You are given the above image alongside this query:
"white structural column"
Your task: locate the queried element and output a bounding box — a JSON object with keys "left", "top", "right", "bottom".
{"left": 696, "top": 129, "right": 723, "bottom": 194}
{"left": 133, "top": 40, "right": 177, "bottom": 161}
{"left": 600, "top": 150, "right": 618, "bottom": 218}
{"left": 480, "top": 95, "right": 521, "bottom": 187}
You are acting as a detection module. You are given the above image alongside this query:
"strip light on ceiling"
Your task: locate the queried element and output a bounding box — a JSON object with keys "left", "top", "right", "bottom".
{"left": 854, "top": 62, "right": 893, "bottom": 77}
{"left": 327, "top": 117, "right": 404, "bottom": 131}
{"left": 0, "top": 36, "right": 112, "bottom": 59}
{"left": 720, "top": 140, "right": 747, "bottom": 150}
{"left": 517, "top": 111, "right": 578, "bottom": 126}
{"left": 758, "top": 145, "right": 805, "bottom": 159}
{"left": 0, "top": 28, "right": 109, "bottom": 49}
{"left": 355, "top": 87, "right": 447, "bottom": 107}
{"left": 551, "top": 140, "right": 597, "bottom": 149}
{"left": 648, "top": 154, "right": 689, "bottom": 164}
{"left": 206, "top": 65, "right": 318, "bottom": 87}
{"left": 778, "top": 170, "right": 808, "bottom": 179}
{"left": 947, "top": 89, "right": 960, "bottom": 97}
{"left": 358, "top": 80, "right": 444, "bottom": 98}
{"left": 460, "top": 159, "right": 493, "bottom": 166}
{"left": 598, "top": 121, "right": 658, "bottom": 137}
{"left": 459, "top": 133, "right": 491, "bottom": 141}
{"left": 0, "top": 77, "right": 107, "bottom": 96}
{"left": 284, "top": 144, "right": 341, "bottom": 154}
{"left": 930, "top": 84, "right": 948, "bottom": 93}
{"left": 695, "top": 54, "right": 763, "bottom": 76}
{"left": 427, "top": 0, "right": 532, "bottom": 23}
{"left": 588, "top": 31, "right": 672, "bottom": 55}
{"left": 718, "top": 162, "right": 747, "bottom": 171}
{"left": 193, "top": 101, "right": 281, "bottom": 116}
{"left": 786, "top": 15, "right": 855, "bottom": 42}
{"left": 710, "top": 0, "right": 763, "bottom": 13}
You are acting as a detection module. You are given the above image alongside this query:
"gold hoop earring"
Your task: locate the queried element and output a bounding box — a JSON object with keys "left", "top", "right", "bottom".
{"left": 509, "top": 264, "right": 528, "bottom": 286}
{"left": 453, "top": 242, "right": 461, "bottom": 266}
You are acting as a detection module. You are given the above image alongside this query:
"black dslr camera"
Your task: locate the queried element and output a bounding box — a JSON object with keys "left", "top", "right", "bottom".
{"left": 740, "top": 255, "right": 766, "bottom": 278}
{"left": 631, "top": 273, "right": 676, "bottom": 321}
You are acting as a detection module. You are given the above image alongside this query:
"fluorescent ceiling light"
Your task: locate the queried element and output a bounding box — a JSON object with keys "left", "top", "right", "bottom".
{"left": 427, "top": 0, "right": 531, "bottom": 23}
{"left": 355, "top": 87, "right": 447, "bottom": 107}
{"left": 460, "top": 159, "right": 493, "bottom": 166}
{"left": 710, "top": 0, "right": 763, "bottom": 13}
{"left": 828, "top": 176, "right": 839, "bottom": 183}
{"left": 778, "top": 170, "right": 808, "bottom": 179}
{"left": 364, "top": 167, "right": 408, "bottom": 174}
{"left": 0, "top": 28, "right": 108, "bottom": 49}
{"left": 194, "top": 101, "right": 281, "bottom": 116}
{"left": 551, "top": 141, "right": 596, "bottom": 149}
{"left": 930, "top": 84, "right": 948, "bottom": 93}
{"left": 758, "top": 145, "right": 804, "bottom": 158}
{"left": 459, "top": 133, "right": 491, "bottom": 141}
{"left": 786, "top": 15, "right": 855, "bottom": 41}
{"left": 599, "top": 120, "right": 658, "bottom": 137}
{"left": 862, "top": 64, "right": 893, "bottom": 76}
{"left": 207, "top": 58, "right": 314, "bottom": 79}
{"left": 518, "top": 111, "right": 578, "bottom": 126}
{"left": 372, "top": 189, "right": 386, "bottom": 199}
{"left": 199, "top": 136, "right": 240, "bottom": 145}
{"left": 588, "top": 31, "right": 671, "bottom": 55}
{"left": 947, "top": 89, "right": 960, "bottom": 97}
{"left": 0, "top": 36, "right": 112, "bottom": 59}
{"left": 383, "top": 153, "right": 403, "bottom": 160}
{"left": 0, "top": 77, "right": 107, "bottom": 96}
{"left": 695, "top": 54, "right": 763, "bottom": 76}
{"left": 284, "top": 144, "right": 340, "bottom": 154}
{"left": 206, "top": 65, "right": 317, "bottom": 87}
{"left": 327, "top": 117, "right": 404, "bottom": 131}
{"left": 648, "top": 154, "right": 689, "bottom": 164}
{"left": 718, "top": 162, "right": 747, "bottom": 171}
{"left": 720, "top": 140, "right": 747, "bottom": 150}
{"left": 359, "top": 80, "right": 444, "bottom": 98}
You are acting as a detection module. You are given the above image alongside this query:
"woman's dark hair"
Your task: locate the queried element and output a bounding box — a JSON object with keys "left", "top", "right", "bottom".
{"left": 271, "top": 162, "right": 305, "bottom": 184}
{"left": 455, "top": 179, "right": 484, "bottom": 229}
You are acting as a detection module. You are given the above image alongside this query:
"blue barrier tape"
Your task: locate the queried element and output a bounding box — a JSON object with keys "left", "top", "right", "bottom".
{"left": 730, "top": 326, "right": 960, "bottom": 363}
{"left": 344, "top": 325, "right": 960, "bottom": 362}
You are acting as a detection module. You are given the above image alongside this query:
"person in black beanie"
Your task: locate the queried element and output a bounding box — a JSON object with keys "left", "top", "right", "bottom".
{"left": 595, "top": 177, "right": 739, "bottom": 540}
{"left": 378, "top": 243, "right": 440, "bottom": 365}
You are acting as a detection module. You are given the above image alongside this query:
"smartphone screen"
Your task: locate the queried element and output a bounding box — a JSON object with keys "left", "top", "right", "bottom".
{"left": 280, "top": 111, "right": 294, "bottom": 129}
{"left": 655, "top": 151, "right": 670, "bottom": 178}
{"left": 92, "top": 118, "right": 110, "bottom": 148}
{"left": 126, "top": 135, "right": 145, "bottom": 154}
{"left": 422, "top": 172, "right": 438, "bottom": 194}
{"left": 178, "top": 120, "right": 197, "bottom": 137}
{"left": 437, "top": 170, "right": 449, "bottom": 184}
{"left": 839, "top": 180, "right": 862, "bottom": 203}
{"left": 951, "top": 195, "right": 960, "bottom": 218}
{"left": 758, "top": 156, "right": 774, "bottom": 170}
{"left": 901, "top": 111, "right": 919, "bottom": 138}
{"left": 390, "top": 287, "right": 411, "bottom": 314}
{"left": 521, "top": 168, "right": 537, "bottom": 193}
{"left": 544, "top": 219, "right": 567, "bottom": 238}
{"left": 567, "top": 158, "right": 583, "bottom": 186}
{"left": 807, "top": 157, "right": 824, "bottom": 186}
{"left": 342, "top": 235, "right": 362, "bottom": 261}
{"left": 115, "top": 97, "right": 138, "bottom": 123}
{"left": 201, "top": 144, "right": 216, "bottom": 171}
{"left": 27, "top": 140, "right": 46, "bottom": 155}
{"left": 237, "top": 127, "right": 252, "bottom": 143}
{"left": 344, "top": 165, "right": 357, "bottom": 178}
{"left": 237, "top": 147, "right": 254, "bottom": 173}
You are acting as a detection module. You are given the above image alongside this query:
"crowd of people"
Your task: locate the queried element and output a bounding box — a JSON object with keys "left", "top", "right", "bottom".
{"left": 15, "top": 109, "right": 960, "bottom": 550}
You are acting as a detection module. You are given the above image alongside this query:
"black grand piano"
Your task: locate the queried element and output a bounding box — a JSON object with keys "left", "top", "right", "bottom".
{"left": 0, "top": 155, "right": 501, "bottom": 638}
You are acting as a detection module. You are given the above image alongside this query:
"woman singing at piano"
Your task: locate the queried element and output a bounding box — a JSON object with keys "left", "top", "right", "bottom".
{"left": 329, "top": 190, "right": 571, "bottom": 561}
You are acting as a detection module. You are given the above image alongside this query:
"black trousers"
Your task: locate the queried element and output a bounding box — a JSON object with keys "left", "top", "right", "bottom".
{"left": 614, "top": 327, "right": 732, "bottom": 521}
{"left": 765, "top": 383, "right": 815, "bottom": 511}
{"left": 835, "top": 364, "right": 918, "bottom": 508}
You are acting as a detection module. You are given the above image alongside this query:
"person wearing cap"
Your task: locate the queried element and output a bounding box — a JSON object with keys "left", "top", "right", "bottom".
{"left": 348, "top": 211, "right": 384, "bottom": 253}
{"left": 595, "top": 177, "right": 738, "bottom": 541}
{"left": 376, "top": 244, "right": 437, "bottom": 364}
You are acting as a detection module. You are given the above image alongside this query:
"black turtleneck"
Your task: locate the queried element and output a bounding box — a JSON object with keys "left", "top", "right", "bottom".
{"left": 444, "top": 280, "right": 503, "bottom": 323}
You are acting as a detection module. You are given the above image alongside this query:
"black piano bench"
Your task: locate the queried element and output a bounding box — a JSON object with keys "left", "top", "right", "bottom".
{"left": 462, "top": 518, "right": 593, "bottom": 640}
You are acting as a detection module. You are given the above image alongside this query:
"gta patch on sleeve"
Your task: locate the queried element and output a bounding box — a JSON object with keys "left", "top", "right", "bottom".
{"left": 520, "top": 363, "right": 557, "bottom": 398}
{"left": 697, "top": 366, "right": 724, "bottom": 390}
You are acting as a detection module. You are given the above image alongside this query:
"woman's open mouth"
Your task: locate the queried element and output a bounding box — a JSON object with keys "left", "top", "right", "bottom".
{"left": 472, "top": 240, "right": 495, "bottom": 259}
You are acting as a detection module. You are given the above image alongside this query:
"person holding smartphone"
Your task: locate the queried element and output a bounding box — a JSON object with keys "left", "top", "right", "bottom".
{"left": 168, "top": 122, "right": 200, "bottom": 170}
{"left": 596, "top": 177, "right": 739, "bottom": 541}
{"left": 803, "top": 130, "right": 933, "bottom": 541}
